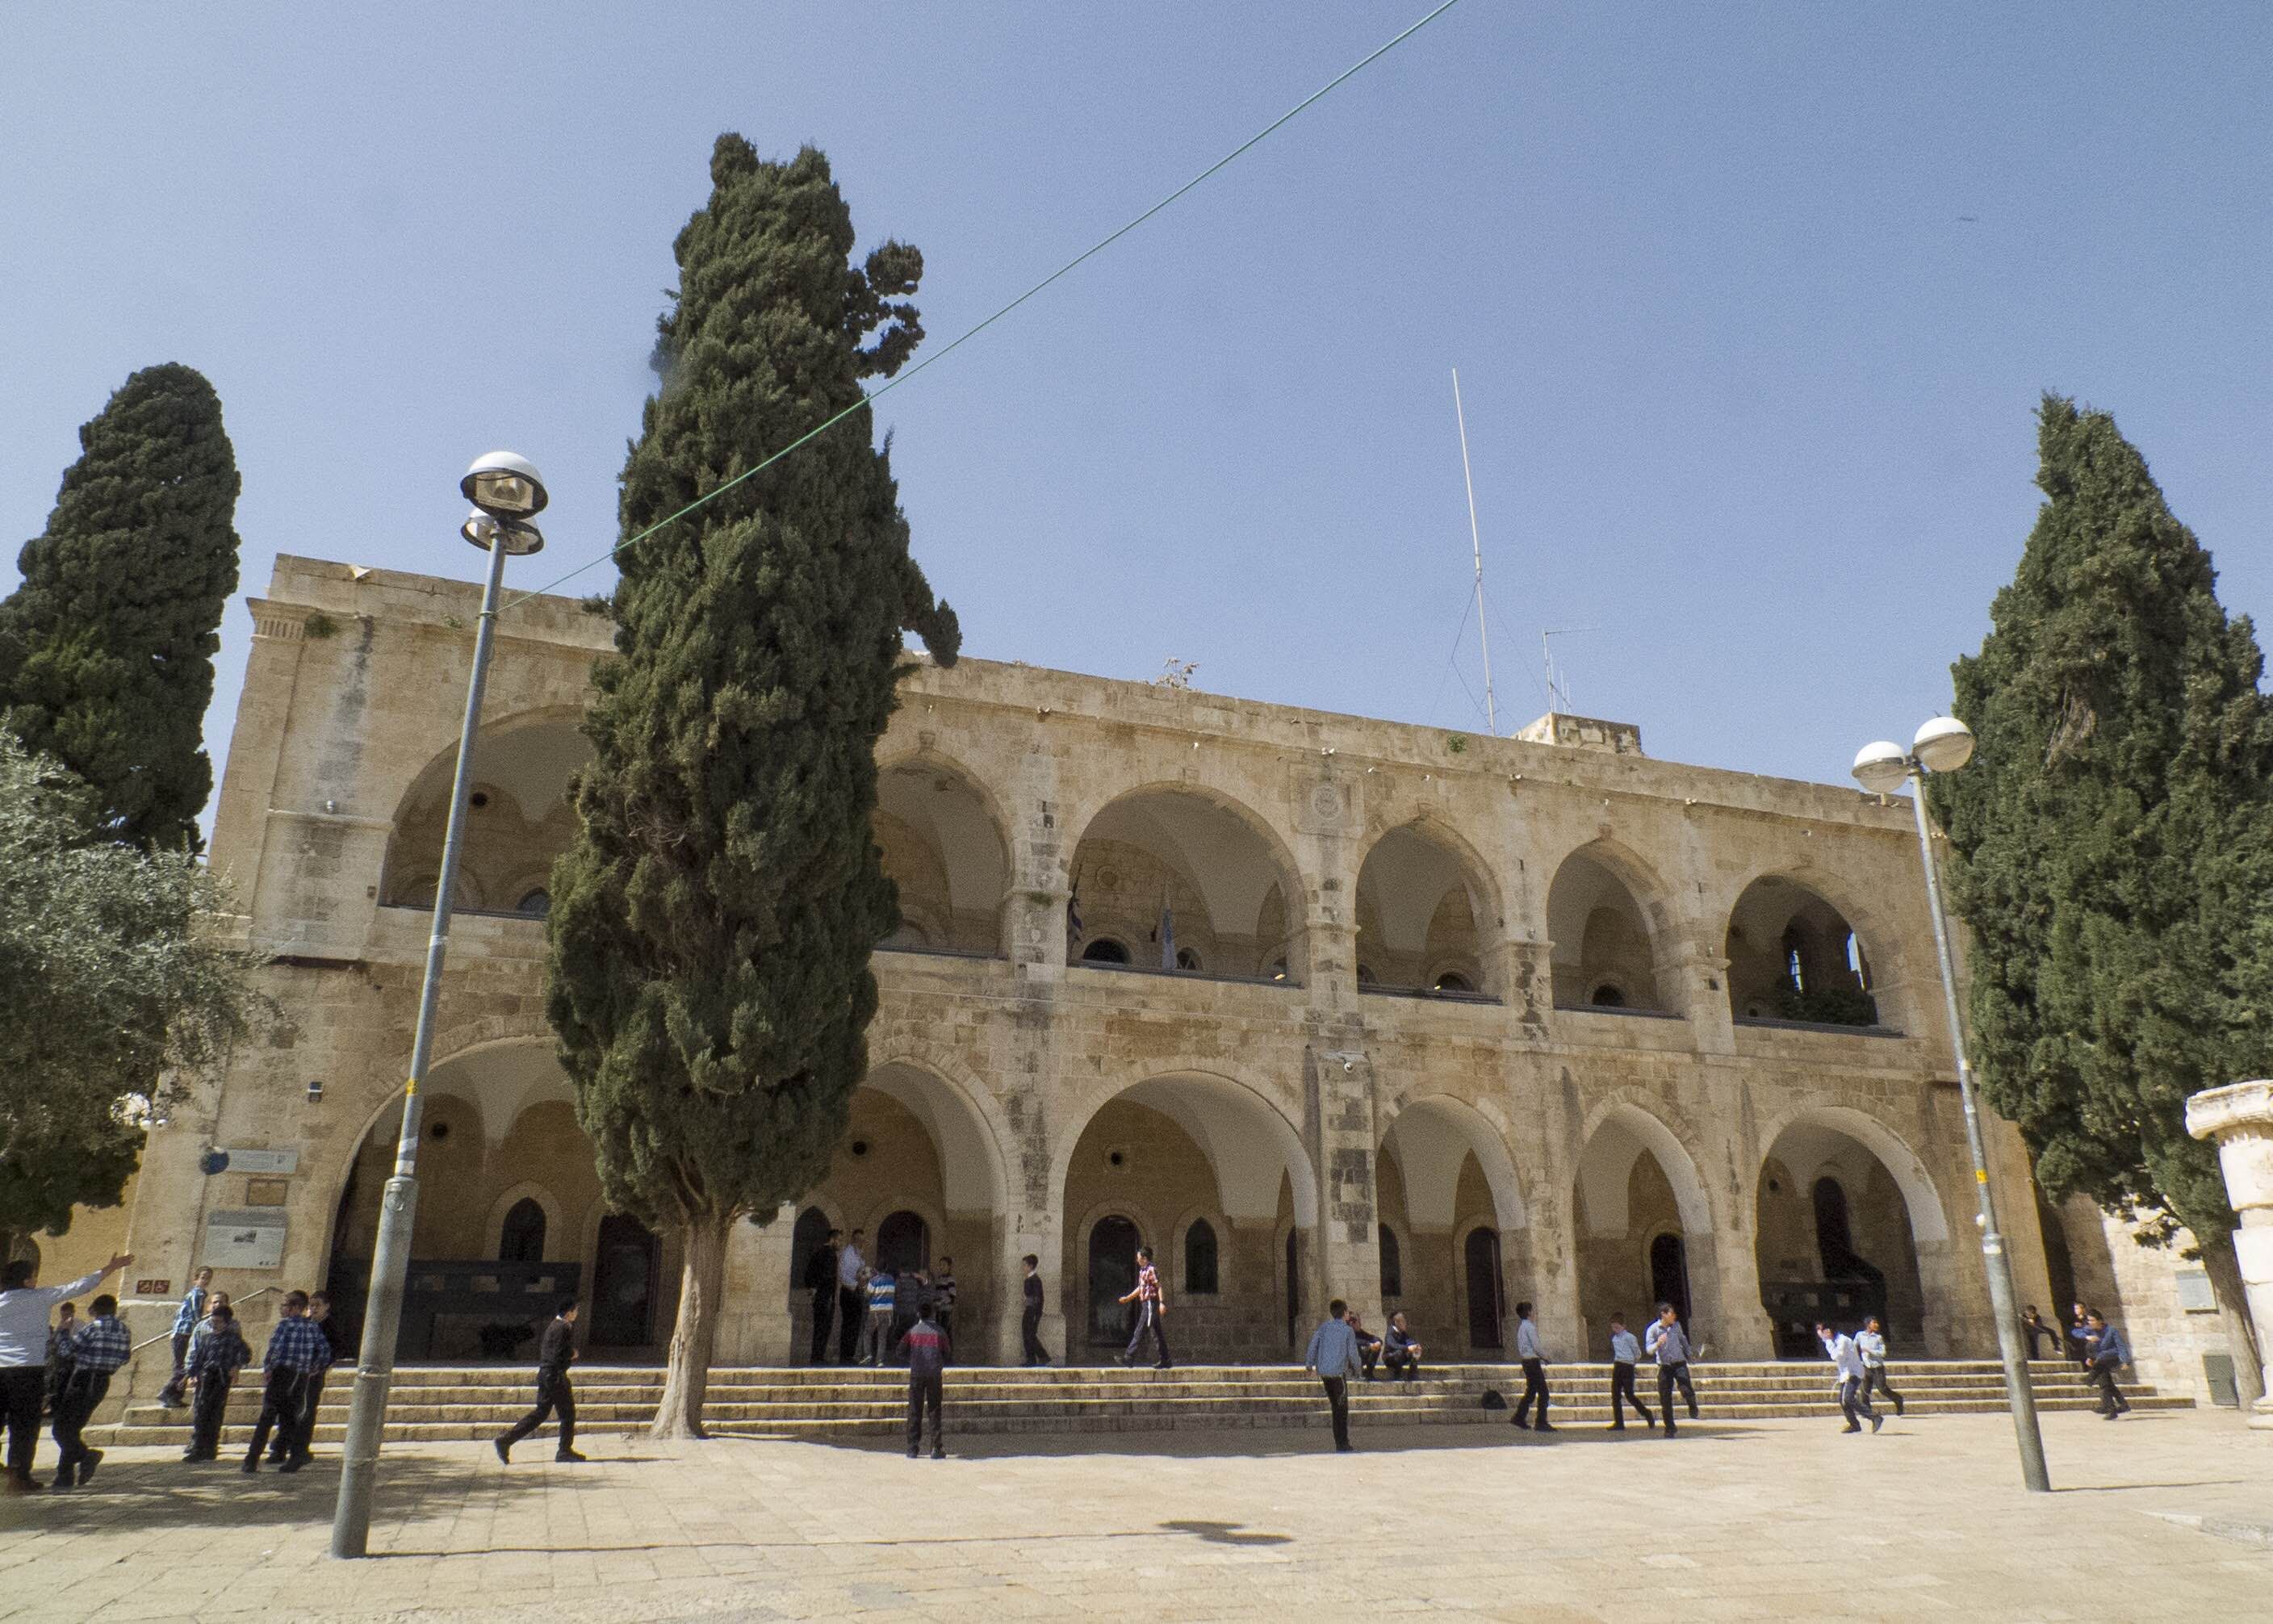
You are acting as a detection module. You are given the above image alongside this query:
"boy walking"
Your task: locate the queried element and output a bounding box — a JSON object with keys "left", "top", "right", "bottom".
{"left": 184, "top": 1304, "right": 251, "bottom": 1462}
{"left": 495, "top": 1300, "right": 585, "bottom": 1462}
{"left": 1510, "top": 1300, "right": 1553, "bottom": 1433}
{"left": 903, "top": 1301, "right": 949, "bottom": 1459}
{"left": 1116, "top": 1245, "right": 1173, "bottom": 1370}
{"left": 242, "top": 1290, "right": 336, "bottom": 1473}
{"left": 51, "top": 1294, "right": 130, "bottom": 1488}
{"left": 1643, "top": 1303, "right": 1699, "bottom": 1437}
{"left": 2077, "top": 1311, "right": 2133, "bottom": 1418}
{"left": 1303, "top": 1299, "right": 1365, "bottom": 1452}
{"left": 159, "top": 1267, "right": 213, "bottom": 1408}
{"left": 1817, "top": 1321, "right": 1882, "bottom": 1434}
{"left": 0, "top": 1251, "right": 130, "bottom": 1495}
{"left": 1607, "top": 1313, "right": 1656, "bottom": 1431}
{"left": 1854, "top": 1314, "right": 1905, "bottom": 1417}
{"left": 1020, "top": 1254, "right": 1052, "bottom": 1367}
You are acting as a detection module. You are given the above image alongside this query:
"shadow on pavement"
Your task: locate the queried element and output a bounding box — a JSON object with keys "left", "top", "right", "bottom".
{"left": 0, "top": 1451, "right": 558, "bottom": 1536}
{"left": 726, "top": 1419, "right": 1764, "bottom": 1460}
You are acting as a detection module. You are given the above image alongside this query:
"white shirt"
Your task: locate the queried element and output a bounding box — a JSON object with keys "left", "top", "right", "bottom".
{"left": 1610, "top": 1329, "right": 1640, "bottom": 1364}
{"left": 1644, "top": 1319, "right": 1692, "bottom": 1363}
{"left": 837, "top": 1245, "right": 864, "bottom": 1291}
{"left": 1823, "top": 1333, "right": 1867, "bottom": 1383}
{"left": 1855, "top": 1329, "right": 1887, "bottom": 1367}
{"left": 1516, "top": 1318, "right": 1544, "bottom": 1360}
{"left": 0, "top": 1270, "right": 107, "bottom": 1367}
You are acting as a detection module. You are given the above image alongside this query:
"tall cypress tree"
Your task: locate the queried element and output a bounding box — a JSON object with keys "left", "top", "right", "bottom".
{"left": 0, "top": 364, "right": 242, "bottom": 851}
{"left": 546, "top": 136, "right": 958, "bottom": 1436}
{"left": 1932, "top": 396, "right": 2272, "bottom": 1402}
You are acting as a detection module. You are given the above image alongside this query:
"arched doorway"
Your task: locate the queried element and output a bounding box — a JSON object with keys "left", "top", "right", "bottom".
{"left": 1650, "top": 1233, "right": 1691, "bottom": 1325}
{"left": 1464, "top": 1228, "right": 1505, "bottom": 1350}
{"left": 588, "top": 1213, "right": 659, "bottom": 1350}
{"left": 1756, "top": 1111, "right": 1941, "bottom": 1357}
{"left": 497, "top": 1198, "right": 546, "bottom": 1263}
{"left": 877, "top": 1209, "right": 931, "bottom": 1276}
{"left": 1057, "top": 1071, "right": 1316, "bottom": 1362}
{"left": 1377, "top": 1095, "right": 1526, "bottom": 1357}
{"left": 1088, "top": 1216, "right": 1140, "bottom": 1347}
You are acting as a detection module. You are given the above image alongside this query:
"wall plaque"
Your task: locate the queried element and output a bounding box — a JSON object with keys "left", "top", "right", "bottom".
{"left": 203, "top": 1208, "right": 287, "bottom": 1270}
{"left": 220, "top": 1148, "right": 299, "bottom": 1176}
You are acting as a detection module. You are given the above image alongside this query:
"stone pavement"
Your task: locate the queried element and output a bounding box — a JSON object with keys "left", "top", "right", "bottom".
{"left": 2, "top": 1409, "right": 2267, "bottom": 1623}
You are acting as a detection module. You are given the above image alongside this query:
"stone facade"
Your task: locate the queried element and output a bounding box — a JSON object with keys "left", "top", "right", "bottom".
{"left": 31, "top": 555, "right": 2218, "bottom": 1391}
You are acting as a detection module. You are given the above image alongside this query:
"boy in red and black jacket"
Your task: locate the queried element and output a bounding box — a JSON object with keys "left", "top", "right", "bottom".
{"left": 903, "top": 1303, "right": 949, "bottom": 1460}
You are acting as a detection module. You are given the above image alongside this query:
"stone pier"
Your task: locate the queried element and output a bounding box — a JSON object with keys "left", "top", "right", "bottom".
{"left": 2185, "top": 1078, "right": 2273, "bottom": 1430}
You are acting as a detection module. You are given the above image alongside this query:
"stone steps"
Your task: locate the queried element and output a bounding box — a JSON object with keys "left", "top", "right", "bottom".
{"left": 92, "top": 1359, "right": 2182, "bottom": 1446}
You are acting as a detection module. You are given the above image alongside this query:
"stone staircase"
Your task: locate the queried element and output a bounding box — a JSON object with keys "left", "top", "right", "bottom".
{"left": 94, "top": 1360, "right": 2185, "bottom": 1447}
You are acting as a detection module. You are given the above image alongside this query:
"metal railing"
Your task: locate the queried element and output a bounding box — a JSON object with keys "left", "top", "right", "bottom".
{"left": 128, "top": 1284, "right": 281, "bottom": 1357}
{"left": 1358, "top": 982, "right": 1501, "bottom": 1005}
{"left": 1075, "top": 960, "right": 1302, "bottom": 990}
{"left": 1551, "top": 1001, "right": 1685, "bottom": 1020}
{"left": 1733, "top": 1014, "right": 1904, "bottom": 1038}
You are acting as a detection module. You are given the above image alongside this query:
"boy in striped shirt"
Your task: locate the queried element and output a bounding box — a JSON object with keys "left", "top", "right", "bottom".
{"left": 1116, "top": 1246, "right": 1174, "bottom": 1371}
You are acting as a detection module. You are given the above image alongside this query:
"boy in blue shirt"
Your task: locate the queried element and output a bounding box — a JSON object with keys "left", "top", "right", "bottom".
{"left": 159, "top": 1266, "right": 213, "bottom": 1408}
{"left": 860, "top": 1266, "right": 897, "bottom": 1367}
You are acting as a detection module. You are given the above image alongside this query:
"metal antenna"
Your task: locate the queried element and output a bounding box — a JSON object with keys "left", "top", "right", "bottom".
{"left": 1451, "top": 368, "right": 1497, "bottom": 735}
{"left": 1541, "top": 626, "right": 1601, "bottom": 712}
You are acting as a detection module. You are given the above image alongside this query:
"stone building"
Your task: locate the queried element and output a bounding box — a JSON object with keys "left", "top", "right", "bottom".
{"left": 45, "top": 555, "right": 2237, "bottom": 1397}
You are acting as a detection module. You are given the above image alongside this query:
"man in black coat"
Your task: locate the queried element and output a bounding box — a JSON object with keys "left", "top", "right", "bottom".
{"left": 494, "top": 1300, "right": 585, "bottom": 1463}
{"left": 805, "top": 1229, "right": 842, "bottom": 1365}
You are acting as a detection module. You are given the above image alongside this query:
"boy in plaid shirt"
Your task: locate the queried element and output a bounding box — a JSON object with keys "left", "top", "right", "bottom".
{"left": 159, "top": 1267, "right": 213, "bottom": 1408}
{"left": 51, "top": 1294, "right": 130, "bottom": 1488}
{"left": 1116, "top": 1245, "right": 1174, "bottom": 1370}
{"left": 184, "top": 1303, "right": 251, "bottom": 1462}
{"left": 241, "top": 1291, "right": 334, "bottom": 1474}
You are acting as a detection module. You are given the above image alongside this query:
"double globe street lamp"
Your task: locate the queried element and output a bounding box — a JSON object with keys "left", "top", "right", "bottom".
{"left": 332, "top": 454, "right": 547, "bottom": 1559}
{"left": 1853, "top": 718, "right": 2050, "bottom": 1492}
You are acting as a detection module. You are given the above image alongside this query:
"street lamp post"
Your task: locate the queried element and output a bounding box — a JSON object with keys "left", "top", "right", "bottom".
{"left": 1852, "top": 718, "right": 2051, "bottom": 1493}
{"left": 331, "top": 454, "right": 548, "bottom": 1559}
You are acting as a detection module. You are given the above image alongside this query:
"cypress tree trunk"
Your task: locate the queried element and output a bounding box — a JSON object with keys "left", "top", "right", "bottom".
{"left": 652, "top": 1212, "right": 732, "bottom": 1440}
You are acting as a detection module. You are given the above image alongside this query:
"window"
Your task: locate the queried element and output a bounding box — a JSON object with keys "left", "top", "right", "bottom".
{"left": 1433, "top": 970, "right": 1473, "bottom": 994}
{"left": 1590, "top": 983, "right": 1626, "bottom": 1008}
{"left": 498, "top": 1197, "right": 546, "bottom": 1263}
{"left": 1378, "top": 1224, "right": 1403, "bottom": 1299}
{"left": 1175, "top": 947, "right": 1201, "bottom": 971}
{"left": 1356, "top": 964, "right": 1378, "bottom": 986}
{"left": 517, "top": 889, "right": 551, "bottom": 918}
{"left": 1183, "top": 1219, "right": 1220, "bottom": 1295}
{"left": 1782, "top": 929, "right": 1806, "bottom": 992}
{"left": 1080, "top": 938, "right": 1131, "bottom": 965}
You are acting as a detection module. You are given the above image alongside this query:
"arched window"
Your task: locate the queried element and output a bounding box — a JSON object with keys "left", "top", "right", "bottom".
{"left": 1183, "top": 1218, "right": 1220, "bottom": 1295}
{"left": 877, "top": 1209, "right": 930, "bottom": 1275}
{"left": 498, "top": 1197, "right": 546, "bottom": 1263}
{"left": 1590, "top": 983, "right": 1626, "bottom": 1008}
{"left": 1080, "top": 938, "right": 1131, "bottom": 965}
{"left": 517, "top": 889, "right": 551, "bottom": 918}
{"left": 1433, "top": 970, "right": 1473, "bottom": 994}
{"left": 1174, "top": 947, "right": 1201, "bottom": 972}
{"left": 1378, "top": 1223, "right": 1403, "bottom": 1299}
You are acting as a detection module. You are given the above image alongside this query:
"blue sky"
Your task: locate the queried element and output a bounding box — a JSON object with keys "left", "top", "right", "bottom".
{"left": 5, "top": 3, "right": 2268, "bottom": 826}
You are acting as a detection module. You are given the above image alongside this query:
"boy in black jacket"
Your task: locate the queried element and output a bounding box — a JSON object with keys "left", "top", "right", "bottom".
{"left": 494, "top": 1300, "right": 586, "bottom": 1463}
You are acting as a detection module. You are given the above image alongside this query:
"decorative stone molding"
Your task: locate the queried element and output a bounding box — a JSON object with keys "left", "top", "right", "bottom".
{"left": 2186, "top": 1079, "right": 2273, "bottom": 1429}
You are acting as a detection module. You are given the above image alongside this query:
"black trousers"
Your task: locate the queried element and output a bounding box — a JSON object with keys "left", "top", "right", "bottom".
{"left": 1021, "top": 1304, "right": 1050, "bottom": 1366}
{"left": 270, "top": 1369, "right": 329, "bottom": 1459}
{"left": 2090, "top": 1361, "right": 2129, "bottom": 1414}
{"left": 499, "top": 1370, "right": 577, "bottom": 1453}
{"left": 0, "top": 1367, "right": 42, "bottom": 1480}
{"left": 838, "top": 1287, "right": 864, "bottom": 1362}
{"left": 1515, "top": 1358, "right": 1551, "bottom": 1425}
{"left": 808, "top": 1287, "right": 836, "bottom": 1364}
{"left": 1610, "top": 1362, "right": 1655, "bottom": 1427}
{"left": 1358, "top": 1342, "right": 1381, "bottom": 1378}
{"left": 1838, "top": 1375, "right": 1879, "bottom": 1429}
{"left": 244, "top": 1368, "right": 310, "bottom": 1465}
{"left": 1124, "top": 1302, "right": 1172, "bottom": 1367}
{"left": 50, "top": 1369, "right": 111, "bottom": 1478}
{"left": 1321, "top": 1375, "right": 1351, "bottom": 1450}
{"left": 189, "top": 1371, "right": 235, "bottom": 1458}
{"left": 907, "top": 1372, "right": 943, "bottom": 1453}
{"left": 1383, "top": 1350, "right": 1420, "bottom": 1383}
{"left": 1859, "top": 1364, "right": 1904, "bottom": 1413}
{"left": 160, "top": 1333, "right": 192, "bottom": 1404}
{"left": 1657, "top": 1361, "right": 1697, "bottom": 1431}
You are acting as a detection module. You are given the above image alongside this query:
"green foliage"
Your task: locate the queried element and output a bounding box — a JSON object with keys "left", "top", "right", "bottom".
{"left": 303, "top": 612, "right": 341, "bottom": 640}
{"left": 0, "top": 732, "right": 267, "bottom": 1245}
{"left": 0, "top": 365, "right": 241, "bottom": 852}
{"left": 546, "top": 137, "right": 960, "bottom": 1249}
{"left": 1771, "top": 978, "right": 1879, "bottom": 1028}
{"left": 1929, "top": 396, "right": 2273, "bottom": 1254}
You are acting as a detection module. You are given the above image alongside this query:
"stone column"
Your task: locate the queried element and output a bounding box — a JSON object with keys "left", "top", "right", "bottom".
{"left": 715, "top": 1203, "right": 797, "bottom": 1366}
{"left": 994, "top": 1209, "right": 1066, "bottom": 1367}
{"left": 1304, "top": 1042, "right": 1383, "bottom": 1331}
{"left": 2185, "top": 1080, "right": 2273, "bottom": 1429}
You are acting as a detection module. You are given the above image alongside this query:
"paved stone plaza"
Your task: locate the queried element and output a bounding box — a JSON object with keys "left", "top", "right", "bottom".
{"left": 2, "top": 1409, "right": 2267, "bottom": 1622}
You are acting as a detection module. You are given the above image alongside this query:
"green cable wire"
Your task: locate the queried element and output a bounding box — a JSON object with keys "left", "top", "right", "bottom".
{"left": 504, "top": 0, "right": 1467, "bottom": 610}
